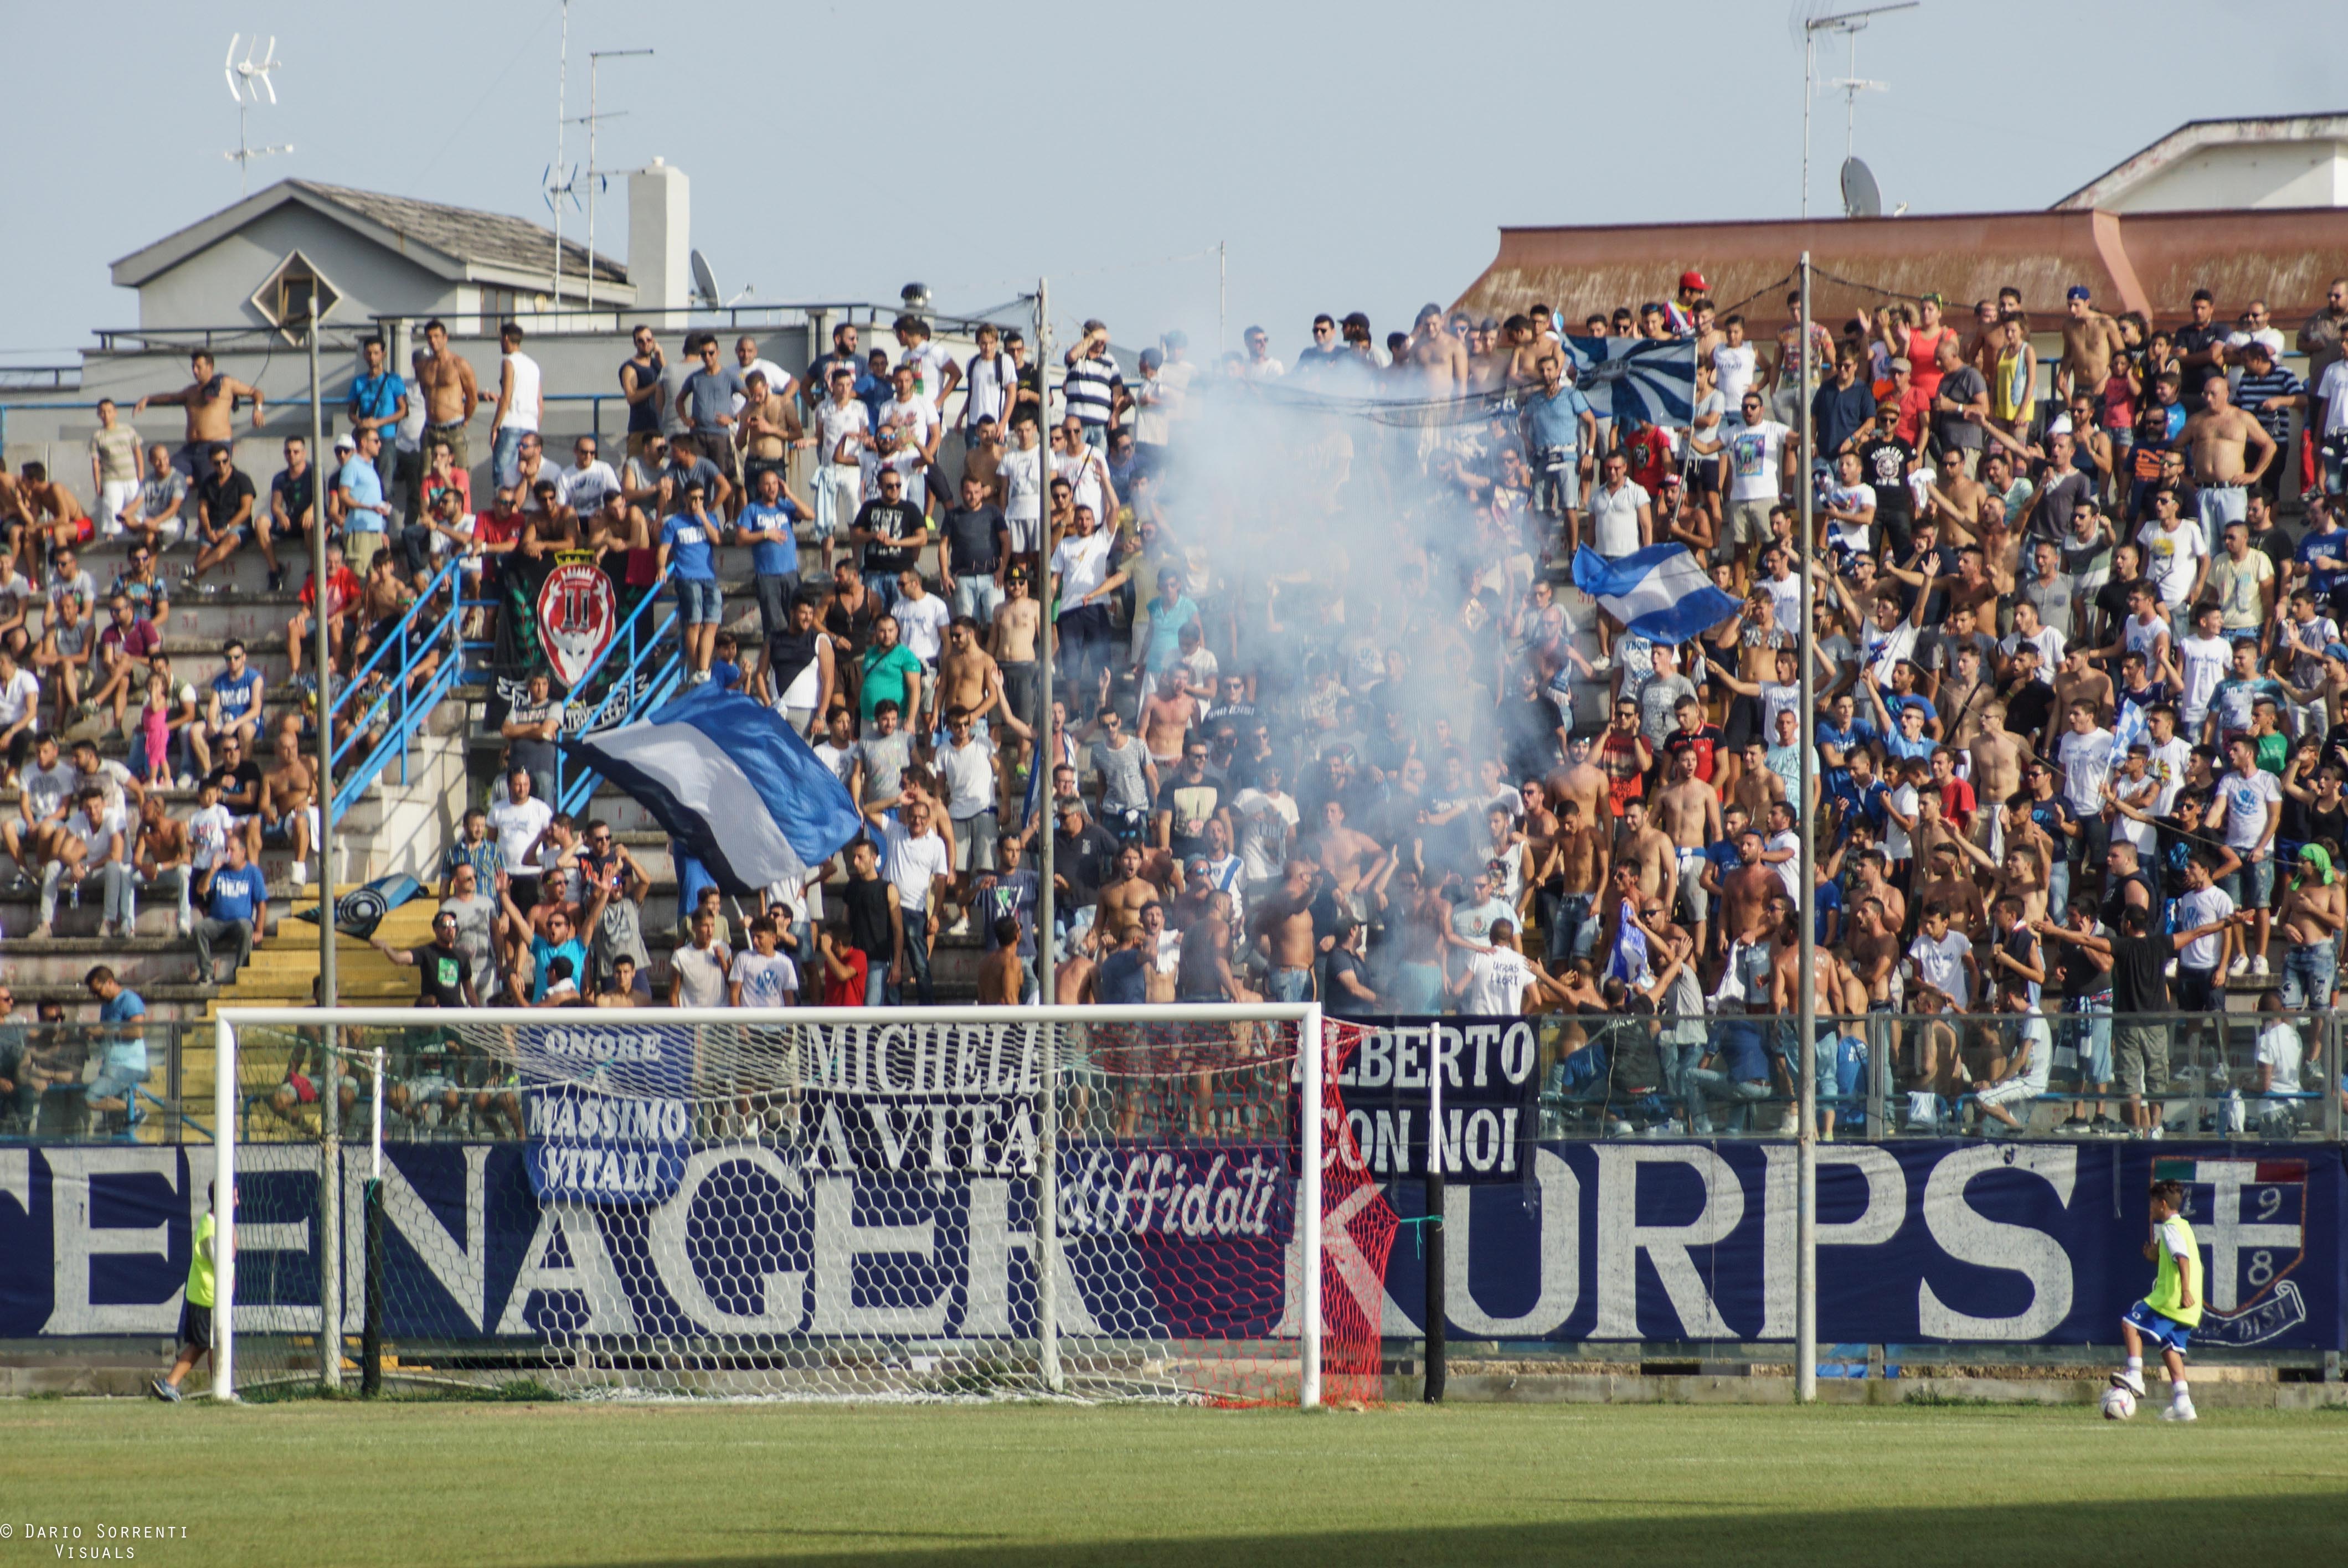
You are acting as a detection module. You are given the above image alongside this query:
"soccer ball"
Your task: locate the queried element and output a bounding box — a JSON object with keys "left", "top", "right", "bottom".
{"left": 2101, "top": 1386, "right": 2137, "bottom": 1421}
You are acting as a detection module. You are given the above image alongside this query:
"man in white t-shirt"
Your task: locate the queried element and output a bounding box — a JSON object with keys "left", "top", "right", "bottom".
{"left": 1450, "top": 920, "right": 1543, "bottom": 1017}
{"left": 876, "top": 365, "right": 941, "bottom": 513}
{"left": 2055, "top": 702, "right": 2114, "bottom": 818}
{"left": 1724, "top": 393, "right": 1794, "bottom": 556}
{"left": 880, "top": 798, "right": 951, "bottom": 1004}
{"left": 487, "top": 767, "right": 554, "bottom": 909}
{"left": 810, "top": 369, "right": 872, "bottom": 565}
{"left": 2136, "top": 487, "right": 2207, "bottom": 609}
{"left": 2207, "top": 733, "right": 2281, "bottom": 977}
{"left": 1906, "top": 905, "right": 1977, "bottom": 1010}
{"left": 2174, "top": 603, "right": 2231, "bottom": 735}
{"left": 1585, "top": 450, "right": 1650, "bottom": 561}
{"left": 727, "top": 916, "right": 800, "bottom": 1008}
{"left": 669, "top": 907, "right": 733, "bottom": 1008}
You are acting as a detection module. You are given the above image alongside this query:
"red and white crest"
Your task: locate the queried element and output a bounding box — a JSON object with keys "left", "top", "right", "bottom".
{"left": 535, "top": 559, "right": 617, "bottom": 688}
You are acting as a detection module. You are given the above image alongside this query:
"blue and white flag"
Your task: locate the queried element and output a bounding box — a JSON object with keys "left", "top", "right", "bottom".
{"left": 1604, "top": 897, "right": 1651, "bottom": 989}
{"left": 1561, "top": 335, "right": 1697, "bottom": 425}
{"left": 1572, "top": 544, "right": 1742, "bottom": 646}
{"left": 562, "top": 685, "right": 864, "bottom": 895}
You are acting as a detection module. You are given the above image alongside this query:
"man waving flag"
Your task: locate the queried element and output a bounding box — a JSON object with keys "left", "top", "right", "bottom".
{"left": 562, "top": 684, "right": 864, "bottom": 896}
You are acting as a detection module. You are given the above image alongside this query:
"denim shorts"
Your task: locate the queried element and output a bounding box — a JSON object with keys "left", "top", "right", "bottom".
{"left": 674, "top": 576, "right": 723, "bottom": 626}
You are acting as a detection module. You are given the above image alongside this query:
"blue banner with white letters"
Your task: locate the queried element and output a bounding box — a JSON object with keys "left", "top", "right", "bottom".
{"left": 2, "top": 1140, "right": 2339, "bottom": 1349}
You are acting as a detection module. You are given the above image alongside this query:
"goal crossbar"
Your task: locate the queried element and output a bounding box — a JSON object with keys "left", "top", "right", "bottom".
{"left": 212, "top": 1004, "right": 1329, "bottom": 1406}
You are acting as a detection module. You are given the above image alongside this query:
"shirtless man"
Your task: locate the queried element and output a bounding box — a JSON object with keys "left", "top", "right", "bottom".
{"left": 1716, "top": 831, "right": 1780, "bottom": 958}
{"left": 976, "top": 916, "right": 1025, "bottom": 1004}
{"left": 1651, "top": 748, "right": 1723, "bottom": 954}
{"left": 260, "top": 729, "right": 316, "bottom": 884}
{"left": 1913, "top": 840, "right": 1989, "bottom": 942}
{"left": 2050, "top": 646, "right": 2114, "bottom": 730}
{"left": 1311, "top": 798, "right": 1386, "bottom": 905}
{"left": 1847, "top": 895, "right": 1903, "bottom": 1009}
{"left": 410, "top": 319, "right": 484, "bottom": 475}
{"left": 1546, "top": 734, "right": 1608, "bottom": 834}
{"left": 134, "top": 350, "right": 264, "bottom": 477}
{"left": 2275, "top": 847, "right": 2347, "bottom": 1010}
{"left": 1250, "top": 859, "right": 1322, "bottom": 1002}
{"left": 1613, "top": 797, "right": 1675, "bottom": 909}
{"left": 1538, "top": 795, "right": 1606, "bottom": 966}
{"left": 1139, "top": 678, "right": 1198, "bottom": 769}
{"left": 932, "top": 617, "right": 1018, "bottom": 736}
{"left": 990, "top": 567, "right": 1043, "bottom": 731}
{"left": 9, "top": 464, "right": 89, "bottom": 558}
{"left": 1407, "top": 304, "right": 1471, "bottom": 400}
{"left": 1094, "top": 844, "right": 1157, "bottom": 947}
{"left": 2180, "top": 376, "right": 2277, "bottom": 552}
{"left": 2057, "top": 286, "right": 2126, "bottom": 404}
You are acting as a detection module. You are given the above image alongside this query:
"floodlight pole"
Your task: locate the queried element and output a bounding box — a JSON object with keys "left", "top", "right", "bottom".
{"left": 1795, "top": 252, "right": 1819, "bottom": 1406}
{"left": 552, "top": 0, "right": 569, "bottom": 311}
{"left": 310, "top": 280, "right": 343, "bottom": 1391}
{"left": 1033, "top": 276, "right": 1063, "bottom": 1396}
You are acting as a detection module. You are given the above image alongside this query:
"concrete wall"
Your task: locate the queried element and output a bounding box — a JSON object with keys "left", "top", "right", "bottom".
{"left": 2105, "top": 141, "right": 2348, "bottom": 213}
{"left": 135, "top": 205, "right": 460, "bottom": 334}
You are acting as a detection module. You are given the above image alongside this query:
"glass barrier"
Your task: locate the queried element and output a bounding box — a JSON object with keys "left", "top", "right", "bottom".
{"left": 1536, "top": 1008, "right": 2343, "bottom": 1142}
{"left": 3, "top": 1010, "right": 2340, "bottom": 1146}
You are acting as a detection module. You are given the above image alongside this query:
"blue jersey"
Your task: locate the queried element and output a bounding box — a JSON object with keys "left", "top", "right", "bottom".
{"left": 739, "top": 500, "right": 801, "bottom": 577}
{"left": 660, "top": 514, "right": 719, "bottom": 581}
{"left": 1521, "top": 384, "right": 1592, "bottom": 452}
{"left": 207, "top": 862, "right": 268, "bottom": 922}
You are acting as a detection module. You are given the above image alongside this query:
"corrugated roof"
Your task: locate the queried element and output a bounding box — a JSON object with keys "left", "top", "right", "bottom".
{"left": 289, "top": 180, "right": 625, "bottom": 285}
{"left": 1451, "top": 207, "right": 2348, "bottom": 335}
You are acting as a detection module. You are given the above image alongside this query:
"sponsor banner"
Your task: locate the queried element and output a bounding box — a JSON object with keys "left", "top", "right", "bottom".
{"left": 1330, "top": 1017, "right": 1542, "bottom": 1184}
{"left": 3, "top": 1141, "right": 2339, "bottom": 1349}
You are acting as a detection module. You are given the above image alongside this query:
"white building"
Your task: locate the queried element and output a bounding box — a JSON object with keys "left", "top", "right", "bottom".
{"left": 2054, "top": 112, "right": 2348, "bottom": 213}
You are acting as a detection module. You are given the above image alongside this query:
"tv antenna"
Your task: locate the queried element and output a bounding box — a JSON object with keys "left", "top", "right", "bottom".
{"left": 222, "top": 34, "right": 292, "bottom": 197}
{"left": 576, "top": 48, "right": 653, "bottom": 318}
{"left": 1790, "top": 2, "right": 1917, "bottom": 218}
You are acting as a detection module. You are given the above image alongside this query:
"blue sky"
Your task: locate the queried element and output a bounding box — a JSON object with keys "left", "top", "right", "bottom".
{"left": 1, "top": 0, "right": 2339, "bottom": 365}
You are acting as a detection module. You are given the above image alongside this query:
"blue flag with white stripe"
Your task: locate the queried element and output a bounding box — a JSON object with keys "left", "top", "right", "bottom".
{"left": 1561, "top": 335, "right": 1697, "bottom": 425}
{"left": 562, "top": 685, "right": 864, "bottom": 895}
{"left": 1572, "top": 544, "right": 1742, "bottom": 646}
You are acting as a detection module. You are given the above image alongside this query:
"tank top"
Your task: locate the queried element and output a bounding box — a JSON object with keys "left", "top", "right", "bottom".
{"left": 1991, "top": 345, "right": 2029, "bottom": 422}
{"left": 2145, "top": 1215, "right": 2202, "bottom": 1326}
{"left": 500, "top": 352, "right": 542, "bottom": 432}
{"left": 2102, "top": 867, "right": 2161, "bottom": 940}
{"left": 768, "top": 625, "right": 821, "bottom": 708}
{"left": 843, "top": 877, "right": 894, "bottom": 963}
{"left": 1905, "top": 327, "right": 1953, "bottom": 399}
{"left": 623, "top": 353, "right": 665, "bottom": 433}
{"left": 2100, "top": 369, "right": 2136, "bottom": 432}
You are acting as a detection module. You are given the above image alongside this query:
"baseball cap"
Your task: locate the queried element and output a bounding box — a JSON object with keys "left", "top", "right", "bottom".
{"left": 332, "top": 433, "right": 356, "bottom": 452}
{"left": 2066, "top": 284, "right": 2093, "bottom": 301}
{"left": 1680, "top": 269, "right": 1709, "bottom": 291}
{"left": 1889, "top": 357, "right": 1911, "bottom": 372}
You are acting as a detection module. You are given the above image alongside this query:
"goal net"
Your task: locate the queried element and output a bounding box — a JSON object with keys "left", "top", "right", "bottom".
{"left": 210, "top": 1006, "right": 1396, "bottom": 1406}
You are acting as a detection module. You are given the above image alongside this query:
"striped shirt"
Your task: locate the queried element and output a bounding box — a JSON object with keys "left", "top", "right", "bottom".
{"left": 2232, "top": 365, "right": 2303, "bottom": 441}
{"left": 1062, "top": 350, "right": 1124, "bottom": 428}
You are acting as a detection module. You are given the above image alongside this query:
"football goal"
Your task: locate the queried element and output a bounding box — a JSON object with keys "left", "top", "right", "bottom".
{"left": 208, "top": 1005, "right": 1396, "bottom": 1407}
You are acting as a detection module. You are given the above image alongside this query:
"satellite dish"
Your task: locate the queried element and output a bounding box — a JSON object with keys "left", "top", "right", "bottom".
{"left": 1841, "top": 156, "right": 1882, "bottom": 219}
{"left": 689, "top": 249, "right": 721, "bottom": 308}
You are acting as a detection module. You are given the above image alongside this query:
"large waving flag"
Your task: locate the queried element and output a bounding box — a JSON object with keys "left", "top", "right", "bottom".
{"left": 1573, "top": 544, "right": 1743, "bottom": 646}
{"left": 562, "top": 685, "right": 863, "bottom": 895}
{"left": 1561, "top": 335, "right": 1697, "bottom": 425}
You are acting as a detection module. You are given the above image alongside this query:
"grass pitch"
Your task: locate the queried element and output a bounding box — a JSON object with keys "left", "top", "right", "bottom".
{"left": 6, "top": 1397, "right": 2344, "bottom": 1566}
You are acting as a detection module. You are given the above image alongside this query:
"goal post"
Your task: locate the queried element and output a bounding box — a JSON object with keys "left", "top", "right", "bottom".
{"left": 211, "top": 1004, "right": 1393, "bottom": 1407}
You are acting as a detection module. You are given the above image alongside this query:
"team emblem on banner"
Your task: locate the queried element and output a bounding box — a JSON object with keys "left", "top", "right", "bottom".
{"left": 536, "top": 555, "right": 617, "bottom": 688}
{"left": 2156, "top": 1157, "right": 2310, "bottom": 1346}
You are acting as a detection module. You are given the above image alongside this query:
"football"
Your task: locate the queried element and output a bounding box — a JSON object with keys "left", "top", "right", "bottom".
{"left": 2102, "top": 1386, "right": 2138, "bottom": 1421}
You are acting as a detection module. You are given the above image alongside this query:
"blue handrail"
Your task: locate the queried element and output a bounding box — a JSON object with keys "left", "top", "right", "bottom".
{"left": 324, "top": 557, "right": 467, "bottom": 821}
{"left": 549, "top": 571, "right": 677, "bottom": 814}
{"left": 327, "top": 556, "right": 467, "bottom": 767}
{"left": 334, "top": 648, "right": 466, "bottom": 819}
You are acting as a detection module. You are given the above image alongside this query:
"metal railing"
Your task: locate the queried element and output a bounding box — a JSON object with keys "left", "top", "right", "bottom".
{"left": 1538, "top": 1006, "right": 2343, "bottom": 1142}
{"left": 326, "top": 556, "right": 467, "bottom": 821}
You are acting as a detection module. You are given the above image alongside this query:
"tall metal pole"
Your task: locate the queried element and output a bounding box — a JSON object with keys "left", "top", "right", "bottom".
{"left": 1800, "top": 34, "right": 1813, "bottom": 219}
{"left": 551, "top": 0, "right": 569, "bottom": 310}
{"left": 1032, "top": 277, "right": 1061, "bottom": 1395}
{"left": 310, "top": 281, "right": 342, "bottom": 1390}
{"left": 583, "top": 49, "right": 653, "bottom": 324}
{"left": 1218, "top": 242, "right": 1227, "bottom": 353}
{"left": 1795, "top": 252, "right": 1818, "bottom": 1405}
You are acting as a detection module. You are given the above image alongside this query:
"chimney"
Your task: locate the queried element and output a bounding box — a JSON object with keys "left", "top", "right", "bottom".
{"left": 628, "top": 157, "right": 689, "bottom": 317}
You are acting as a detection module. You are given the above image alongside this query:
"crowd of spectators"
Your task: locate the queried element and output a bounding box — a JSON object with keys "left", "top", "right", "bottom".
{"left": 18, "top": 273, "right": 2348, "bottom": 1144}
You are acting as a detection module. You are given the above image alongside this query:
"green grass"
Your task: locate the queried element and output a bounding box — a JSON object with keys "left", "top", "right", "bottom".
{"left": 6, "top": 1399, "right": 2344, "bottom": 1566}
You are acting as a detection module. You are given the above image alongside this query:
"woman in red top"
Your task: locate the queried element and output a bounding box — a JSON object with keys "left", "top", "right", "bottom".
{"left": 1900, "top": 294, "right": 1958, "bottom": 404}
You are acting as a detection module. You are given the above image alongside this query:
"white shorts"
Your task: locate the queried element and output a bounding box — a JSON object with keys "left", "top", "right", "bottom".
{"left": 98, "top": 479, "right": 141, "bottom": 537}
{"left": 1975, "top": 1075, "right": 2042, "bottom": 1111}
{"left": 813, "top": 465, "right": 862, "bottom": 540}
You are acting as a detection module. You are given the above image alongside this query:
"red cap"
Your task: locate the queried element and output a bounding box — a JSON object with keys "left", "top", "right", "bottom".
{"left": 1680, "top": 269, "right": 1708, "bottom": 291}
